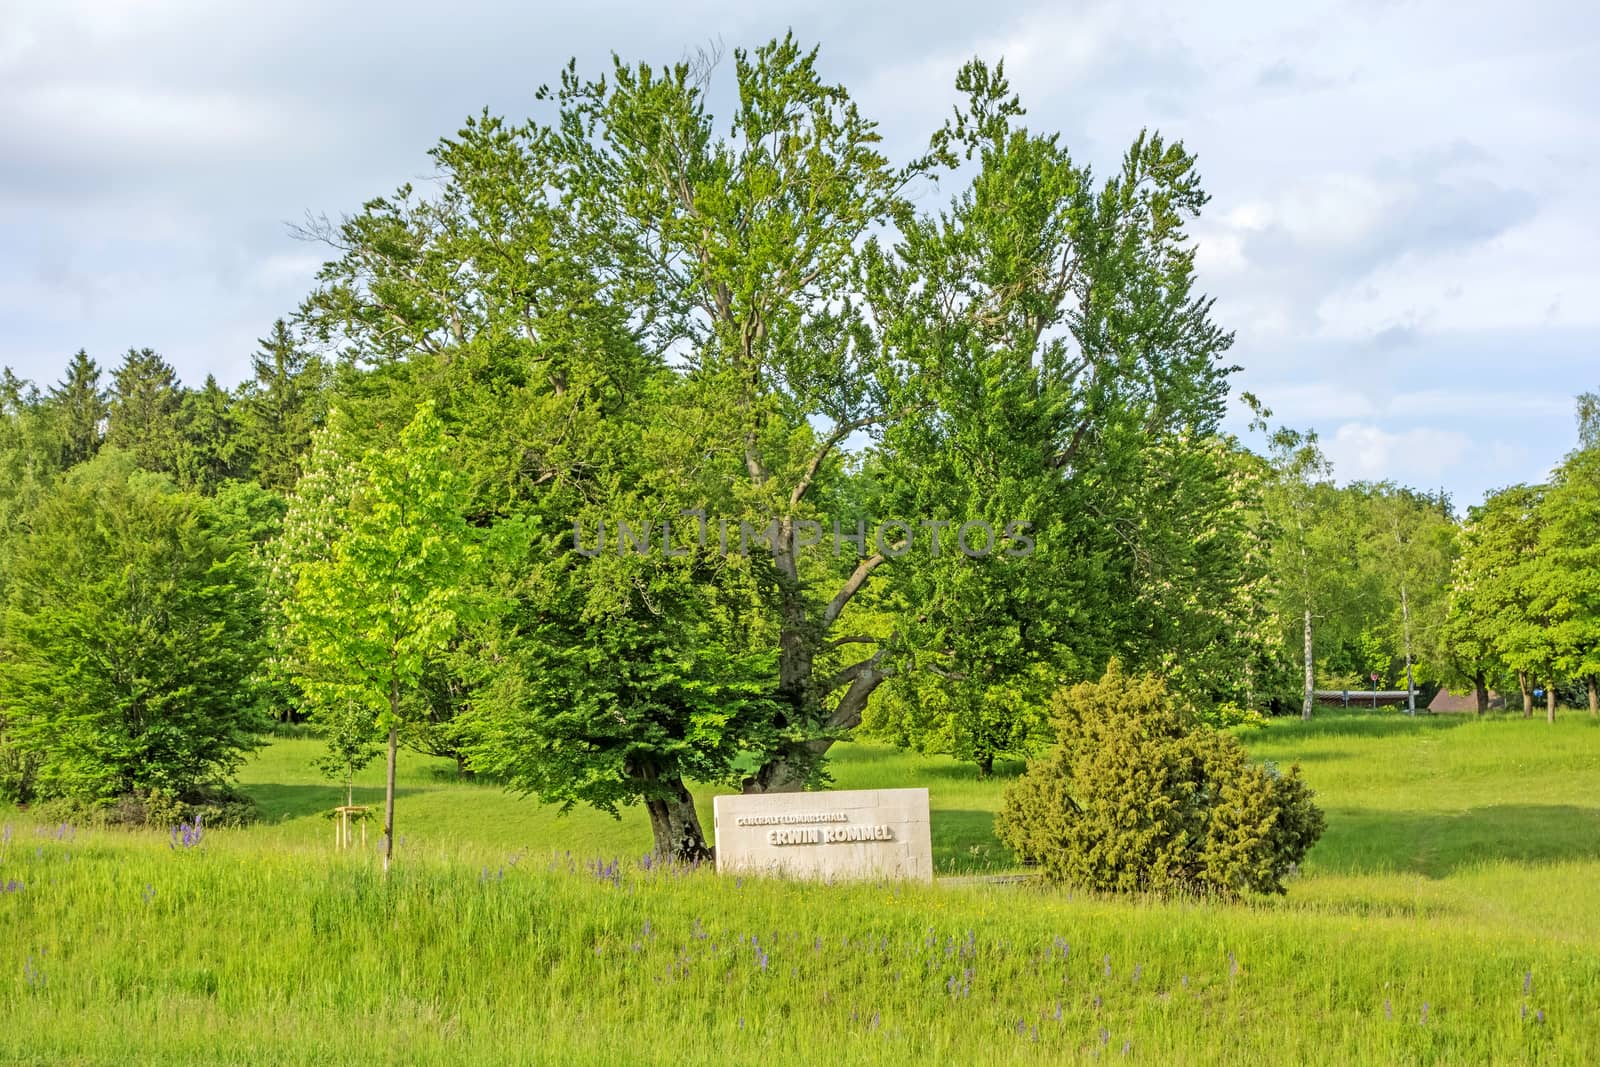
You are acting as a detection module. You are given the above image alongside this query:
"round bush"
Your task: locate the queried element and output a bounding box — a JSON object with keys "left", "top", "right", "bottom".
{"left": 996, "top": 663, "right": 1324, "bottom": 897}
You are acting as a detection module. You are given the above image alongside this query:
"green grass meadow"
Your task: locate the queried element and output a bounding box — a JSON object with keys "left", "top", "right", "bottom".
{"left": 2, "top": 711, "right": 1598, "bottom": 1064}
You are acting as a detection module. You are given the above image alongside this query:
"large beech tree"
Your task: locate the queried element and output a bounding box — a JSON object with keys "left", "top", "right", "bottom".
{"left": 296, "top": 39, "right": 1237, "bottom": 856}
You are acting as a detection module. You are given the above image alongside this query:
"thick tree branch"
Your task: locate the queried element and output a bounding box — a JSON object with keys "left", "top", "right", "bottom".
{"left": 825, "top": 649, "right": 885, "bottom": 695}
{"left": 827, "top": 634, "right": 876, "bottom": 649}
{"left": 823, "top": 553, "right": 886, "bottom": 627}
{"left": 824, "top": 654, "right": 888, "bottom": 731}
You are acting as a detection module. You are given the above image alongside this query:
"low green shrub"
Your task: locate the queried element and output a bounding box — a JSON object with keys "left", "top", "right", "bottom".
{"left": 25, "top": 785, "right": 258, "bottom": 830}
{"left": 996, "top": 662, "right": 1323, "bottom": 896}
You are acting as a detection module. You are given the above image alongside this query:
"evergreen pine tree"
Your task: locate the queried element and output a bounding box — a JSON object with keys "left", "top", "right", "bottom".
{"left": 238, "top": 320, "right": 325, "bottom": 491}
{"left": 47, "top": 349, "right": 107, "bottom": 468}
{"left": 106, "top": 347, "right": 183, "bottom": 473}
{"left": 176, "top": 374, "right": 244, "bottom": 493}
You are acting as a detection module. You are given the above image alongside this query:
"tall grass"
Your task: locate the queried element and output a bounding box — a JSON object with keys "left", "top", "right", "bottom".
{"left": 1, "top": 710, "right": 1597, "bottom": 1064}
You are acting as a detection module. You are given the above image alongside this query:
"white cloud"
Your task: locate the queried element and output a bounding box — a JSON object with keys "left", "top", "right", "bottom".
{"left": 0, "top": 0, "right": 1595, "bottom": 513}
{"left": 1322, "top": 423, "right": 1471, "bottom": 484}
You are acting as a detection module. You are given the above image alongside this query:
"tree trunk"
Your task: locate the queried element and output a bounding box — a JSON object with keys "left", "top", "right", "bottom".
{"left": 382, "top": 679, "right": 399, "bottom": 878}
{"left": 1587, "top": 675, "right": 1598, "bottom": 718}
{"left": 744, "top": 634, "right": 888, "bottom": 794}
{"left": 454, "top": 753, "right": 473, "bottom": 779}
{"left": 743, "top": 738, "right": 832, "bottom": 794}
{"left": 1473, "top": 670, "right": 1488, "bottom": 715}
{"left": 1400, "top": 582, "right": 1416, "bottom": 716}
{"left": 1546, "top": 679, "right": 1557, "bottom": 724}
{"left": 976, "top": 751, "right": 995, "bottom": 778}
{"left": 637, "top": 768, "right": 712, "bottom": 863}
{"left": 1301, "top": 608, "right": 1315, "bottom": 720}
{"left": 1519, "top": 671, "right": 1532, "bottom": 717}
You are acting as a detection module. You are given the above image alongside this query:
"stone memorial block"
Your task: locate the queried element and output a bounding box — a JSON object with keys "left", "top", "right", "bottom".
{"left": 712, "top": 787, "right": 933, "bottom": 882}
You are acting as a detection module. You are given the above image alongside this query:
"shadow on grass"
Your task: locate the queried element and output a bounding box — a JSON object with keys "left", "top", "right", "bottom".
{"left": 1260, "top": 710, "right": 1477, "bottom": 741}
{"left": 1263, "top": 749, "right": 1354, "bottom": 764}
{"left": 246, "top": 783, "right": 425, "bottom": 824}
{"left": 1313, "top": 803, "right": 1600, "bottom": 878}
{"left": 931, "top": 808, "right": 1017, "bottom": 874}
{"left": 831, "top": 742, "right": 1026, "bottom": 781}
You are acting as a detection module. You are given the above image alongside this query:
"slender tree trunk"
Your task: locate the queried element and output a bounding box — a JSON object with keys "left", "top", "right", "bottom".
{"left": 1400, "top": 582, "right": 1416, "bottom": 715}
{"left": 382, "top": 679, "right": 399, "bottom": 877}
{"left": 1519, "top": 671, "right": 1532, "bottom": 717}
{"left": 1301, "top": 608, "right": 1315, "bottom": 720}
{"left": 634, "top": 764, "right": 712, "bottom": 863}
{"left": 1546, "top": 678, "right": 1557, "bottom": 724}
{"left": 1473, "top": 670, "right": 1488, "bottom": 715}
{"left": 1587, "top": 675, "right": 1598, "bottom": 718}
{"left": 976, "top": 751, "right": 995, "bottom": 779}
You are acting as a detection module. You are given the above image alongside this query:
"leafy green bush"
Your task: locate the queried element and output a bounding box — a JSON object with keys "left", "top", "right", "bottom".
{"left": 0, "top": 453, "right": 267, "bottom": 805}
{"left": 996, "top": 662, "right": 1324, "bottom": 896}
{"left": 29, "top": 786, "right": 258, "bottom": 830}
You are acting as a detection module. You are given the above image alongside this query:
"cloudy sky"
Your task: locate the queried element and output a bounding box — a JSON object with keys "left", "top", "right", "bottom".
{"left": 3, "top": 0, "right": 1594, "bottom": 507}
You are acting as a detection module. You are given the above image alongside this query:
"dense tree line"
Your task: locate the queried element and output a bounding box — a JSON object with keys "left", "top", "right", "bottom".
{"left": 0, "top": 332, "right": 321, "bottom": 809}
{"left": 0, "top": 38, "right": 1592, "bottom": 860}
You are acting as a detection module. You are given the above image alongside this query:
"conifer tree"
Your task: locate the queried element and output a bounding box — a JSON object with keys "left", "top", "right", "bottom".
{"left": 107, "top": 347, "right": 183, "bottom": 474}
{"left": 47, "top": 349, "right": 107, "bottom": 468}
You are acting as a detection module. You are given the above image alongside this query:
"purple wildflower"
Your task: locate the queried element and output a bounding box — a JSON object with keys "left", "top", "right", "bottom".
{"left": 22, "top": 954, "right": 45, "bottom": 988}
{"left": 168, "top": 815, "right": 205, "bottom": 851}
